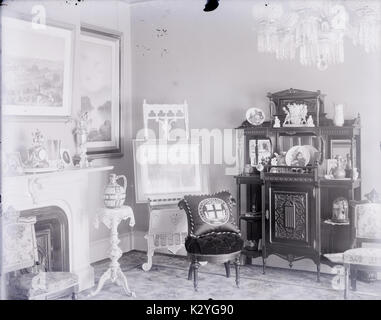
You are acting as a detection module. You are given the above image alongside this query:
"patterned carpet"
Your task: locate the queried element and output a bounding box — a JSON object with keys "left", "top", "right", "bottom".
{"left": 77, "top": 250, "right": 381, "bottom": 300}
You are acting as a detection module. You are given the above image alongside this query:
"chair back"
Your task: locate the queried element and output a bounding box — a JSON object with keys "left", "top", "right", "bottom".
{"left": 353, "top": 203, "right": 381, "bottom": 242}
{"left": 1, "top": 207, "right": 38, "bottom": 274}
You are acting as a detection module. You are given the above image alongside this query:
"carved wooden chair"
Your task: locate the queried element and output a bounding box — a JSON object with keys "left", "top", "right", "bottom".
{"left": 342, "top": 201, "right": 381, "bottom": 299}
{"left": 178, "top": 191, "right": 243, "bottom": 291}
{"left": 1, "top": 207, "right": 79, "bottom": 300}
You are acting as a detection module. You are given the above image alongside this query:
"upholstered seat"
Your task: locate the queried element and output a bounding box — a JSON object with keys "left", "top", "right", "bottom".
{"left": 340, "top": 201, "right": 381, "bottom": 299}
{"left": 343, "top": 248, "right": 381, "bottom": 267}
{"left": 2, "top": 207, "right": 79, "bottom": 300}
{"left": 185, "top": 233, "right": 244, "bottom": 255}
{"left": 8, "top": 272, "right": 79, "bottom": 300}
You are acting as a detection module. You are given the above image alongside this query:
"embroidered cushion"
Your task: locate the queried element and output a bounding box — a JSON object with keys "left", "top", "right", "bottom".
{"left": 8, "top": 272, "right": 78, "bottom": 299}
{"left": 343, "top": 248, "right": 381, "bottom": 267}
{"left": 178, "top": 191, "right": 240, "bottom": 237}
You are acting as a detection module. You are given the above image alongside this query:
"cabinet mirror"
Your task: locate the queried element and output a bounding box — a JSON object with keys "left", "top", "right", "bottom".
{"left": 248, "top": 139, "right": 272, "bottom": 166}
{"left": 330, "top": 139, "right": 355, "bottom": 167}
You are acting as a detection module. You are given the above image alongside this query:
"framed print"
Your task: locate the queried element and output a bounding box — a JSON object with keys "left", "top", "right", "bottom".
{"left": 59, "top": 148, "right": 73, "bottom": 167}
{"left": 2, "top": 16, "right": 74, "bottom": 117}
{"left": 80, "top": 25, "right": 122, "bottom": 158}
{"left": 133, "top": 140, "right": 208, "bottom": 203}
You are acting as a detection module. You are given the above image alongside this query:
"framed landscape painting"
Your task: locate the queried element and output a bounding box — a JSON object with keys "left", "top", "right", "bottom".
{"left": 80, "top": 25, "right": 123, "bottom": 158}
{"left": 2, "top": 16, "right": 74, "bottom": 116}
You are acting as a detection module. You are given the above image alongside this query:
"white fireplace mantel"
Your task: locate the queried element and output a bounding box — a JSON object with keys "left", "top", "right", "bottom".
{"left": 2, "top": 165, "right": 114, "bottom": 291}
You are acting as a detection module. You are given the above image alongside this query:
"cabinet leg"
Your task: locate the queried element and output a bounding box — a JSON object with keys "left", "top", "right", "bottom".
{"left": 224, "top": 261, "right": 231, "bottom": 278}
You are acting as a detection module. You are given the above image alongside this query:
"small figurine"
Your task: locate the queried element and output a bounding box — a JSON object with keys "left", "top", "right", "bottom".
{"left": 273, "top": 116, "right": 281, "bottom": 128}
{"left": 283, "top": 107, "right": 291, "bottom": 126}
{"left": 306, "top": 115, "right": 315, "bottom": 127}
{"left": 26, "top": 129, "right": 49, "bottom": 168}
{"left": 74, "top": 112, "right": 90, "bottom": 168}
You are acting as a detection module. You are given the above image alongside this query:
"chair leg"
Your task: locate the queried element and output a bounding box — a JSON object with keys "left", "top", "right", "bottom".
{"left": 193, "top": 259, "right": 200, "bottom": 291}
{"left": 72, "top": 285, "right": 79, "bottom": 300}
{"left": 262, "top": 257, "right": 266, "bottom": 275}
{"left": 316, "top": 263, "right": 321, "bottom": 283}
{"left": 350, "top": 266, "right": 357, "bottom": 291}
{"left": 224, "top": 261, "right": 231, "bottom": 278}
{"left": 188, "top": 263, "right": 193, "bottom": 280}
{"left": 344, "top": 264, "right": 349, "bottom": 300}
{"left": 234, "top": 257, "right": 240, "bottom": 288}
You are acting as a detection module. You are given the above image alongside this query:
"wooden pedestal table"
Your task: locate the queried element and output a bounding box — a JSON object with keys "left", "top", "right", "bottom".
{"left": 91, "top": 206, "right": 136, "bottom": 297}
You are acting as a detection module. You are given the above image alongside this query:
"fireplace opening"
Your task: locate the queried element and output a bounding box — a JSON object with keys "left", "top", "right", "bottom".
{"left": 21, "top": 206, "right": 69, "bottom": 272}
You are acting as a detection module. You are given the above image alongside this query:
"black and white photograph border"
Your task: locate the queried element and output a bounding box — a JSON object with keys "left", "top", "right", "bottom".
{"left": 1, "top": 0, "right": 381, "bottom": 310}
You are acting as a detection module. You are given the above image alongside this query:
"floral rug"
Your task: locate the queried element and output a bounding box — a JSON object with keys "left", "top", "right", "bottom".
{"left": 76, "top": 250, "right": 381, "bottom": 300}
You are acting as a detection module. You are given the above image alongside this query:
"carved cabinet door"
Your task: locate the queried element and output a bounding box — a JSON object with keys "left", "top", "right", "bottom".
{"left": 266, "top": 184, "right": 315, "bottom": 249}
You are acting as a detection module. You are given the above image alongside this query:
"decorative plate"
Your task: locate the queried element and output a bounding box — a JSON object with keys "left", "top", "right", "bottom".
{"left": 285, "top": 146, "right": 310, "bottom": 167}
{"left": 304, "top": 145, "right": 319, "bottom": 165}
{"left": 246, "top": 108, "right": 265, "bottom": 126}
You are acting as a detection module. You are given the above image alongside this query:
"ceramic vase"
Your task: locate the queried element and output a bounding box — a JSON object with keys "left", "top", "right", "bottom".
{"left": 334, "top": 104, "right": 344, "bottom": 127}
{"left": 104, "top": 173, "right": 127, "bottom": 208}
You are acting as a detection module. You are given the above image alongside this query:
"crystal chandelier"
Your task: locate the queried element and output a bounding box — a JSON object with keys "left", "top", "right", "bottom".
{"left": 253, "top": 0, "right": 381, "bottom": 70}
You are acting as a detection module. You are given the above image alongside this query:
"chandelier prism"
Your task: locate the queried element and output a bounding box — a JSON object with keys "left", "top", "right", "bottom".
{"left": 253, "top": 0, "right": 381, "bottom": 70}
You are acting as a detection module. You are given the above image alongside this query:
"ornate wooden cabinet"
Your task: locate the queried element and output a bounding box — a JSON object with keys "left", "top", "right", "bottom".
{"left": 235, "top": 88, "right": 361, "bottom": 281}
{"left": 261, "top": 169, "right": 321, "bottom": 280}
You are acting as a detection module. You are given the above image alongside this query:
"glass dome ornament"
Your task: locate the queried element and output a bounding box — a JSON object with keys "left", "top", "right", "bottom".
{"left": 332, "top": 197, "right": 349, "bottom": 223}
